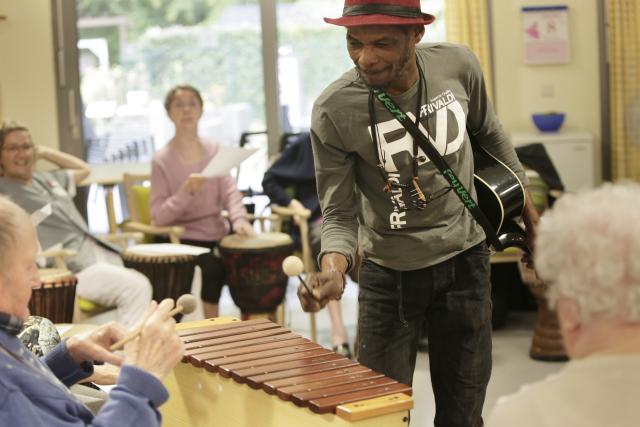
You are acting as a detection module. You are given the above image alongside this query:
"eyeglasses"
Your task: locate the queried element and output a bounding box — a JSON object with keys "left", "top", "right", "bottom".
{"left": 2, "top": 143, "right": 34, "bottom": 153}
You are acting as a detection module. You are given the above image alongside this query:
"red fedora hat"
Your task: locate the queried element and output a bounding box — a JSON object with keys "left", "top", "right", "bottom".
{"left": 324, "top": 0, "right": 435, "bottom": 27}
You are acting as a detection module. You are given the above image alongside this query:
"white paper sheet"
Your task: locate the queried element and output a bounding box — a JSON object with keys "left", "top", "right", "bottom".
{"left": 201, "top": 145, "right": 259, "bottom": 178}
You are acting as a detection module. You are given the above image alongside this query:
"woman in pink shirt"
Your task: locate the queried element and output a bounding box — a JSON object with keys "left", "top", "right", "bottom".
{"left": 151, "top": 85, "right": 254, "bottom": 318}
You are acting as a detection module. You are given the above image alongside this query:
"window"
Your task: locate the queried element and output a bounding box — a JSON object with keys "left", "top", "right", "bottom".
{"left": 55, "top": 0, "right": 446, "bottom": 232}
{"left": 72, "top": 1, "right": 270, "bottom": 231}
{"left": 76, "top": 0, "right": 267, "bottom": 162}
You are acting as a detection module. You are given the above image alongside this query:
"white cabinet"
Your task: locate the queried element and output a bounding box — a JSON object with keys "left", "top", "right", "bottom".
{"left": 510, "top": 131, "right": 595, "bottom": 192}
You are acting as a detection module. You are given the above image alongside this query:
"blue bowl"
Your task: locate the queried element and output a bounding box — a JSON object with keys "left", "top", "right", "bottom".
{"left": 532, "top": 113, "right": 565, "bottom": 132}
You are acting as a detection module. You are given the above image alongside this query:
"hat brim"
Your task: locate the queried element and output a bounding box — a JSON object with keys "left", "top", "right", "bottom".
{"left": 324, "top": 13, "right": 435, "bottom": 27}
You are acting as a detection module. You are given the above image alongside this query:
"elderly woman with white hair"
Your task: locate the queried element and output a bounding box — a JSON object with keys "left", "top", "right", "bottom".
{"left": 0, "top": 195, "right": 184, "bottom": 426}
{"left": 488, "top": 182, "right": 640, "bottom": 427}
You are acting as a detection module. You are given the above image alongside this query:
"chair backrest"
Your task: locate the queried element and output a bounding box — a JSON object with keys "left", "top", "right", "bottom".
{"left": 525, "top": 169, "right": 550, "bottom": 213}
{"left": 270, "top": 205, "right": 314, "bottom": 272}
{"left": 123, "top": 173, "right": 152, "bottom": 224}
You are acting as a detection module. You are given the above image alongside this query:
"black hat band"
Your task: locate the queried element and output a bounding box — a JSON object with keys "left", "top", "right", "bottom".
{"left": 343, "top": 4, "right": 423, "bottom": 18}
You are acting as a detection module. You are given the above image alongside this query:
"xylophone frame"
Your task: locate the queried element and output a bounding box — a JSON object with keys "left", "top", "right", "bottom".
{"left": 161, "top": 317, "right": 412, "bottom": 427}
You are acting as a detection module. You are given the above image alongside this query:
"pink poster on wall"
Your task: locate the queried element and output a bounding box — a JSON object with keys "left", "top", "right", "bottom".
{"left": 522, "top": 5, "right": 571, "bottom": 65}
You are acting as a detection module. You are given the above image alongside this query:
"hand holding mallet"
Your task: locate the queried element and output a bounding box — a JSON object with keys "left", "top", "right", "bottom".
{"left": 282, "top": 255, "right": 318, "bottom": 301}
{"left": 109, "top": 294, "right": 197, "bottom": 351}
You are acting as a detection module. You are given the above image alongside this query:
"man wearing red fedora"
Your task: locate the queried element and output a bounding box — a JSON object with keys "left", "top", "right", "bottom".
{"left": 297, "top": 1, "right": 540, "bottom": 426}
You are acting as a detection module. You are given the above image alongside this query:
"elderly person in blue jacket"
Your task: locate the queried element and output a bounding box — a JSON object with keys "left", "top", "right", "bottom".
{"left": 0, "top": 195, "right": 184, "bottom": 426}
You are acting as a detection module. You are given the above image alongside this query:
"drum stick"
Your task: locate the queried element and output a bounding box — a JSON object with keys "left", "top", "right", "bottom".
{"left": 109, "top": 294, "right": 197, "bottom": 351}
{"left": 282, "top": 256, "right": 319, "bottom": 301}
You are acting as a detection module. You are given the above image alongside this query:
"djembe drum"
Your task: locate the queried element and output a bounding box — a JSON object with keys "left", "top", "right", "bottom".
{"left": 122, "top": 244, "right": 203, "bottom": 320}
{"left": 219, "top": 232, "right": 294, "bottom": 320}
{"left": 161, "top": 317, "right": 413, "bottom": 426}
{"left": 518, "top": 259, "right": 567, "bottom": 361}
{"left": 30, "top": 269, "right": 78, "bottom": 323}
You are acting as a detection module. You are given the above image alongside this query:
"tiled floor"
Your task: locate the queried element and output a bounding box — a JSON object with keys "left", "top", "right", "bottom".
{"left": 183, "top": 274, "right": 567, "bottom": 426}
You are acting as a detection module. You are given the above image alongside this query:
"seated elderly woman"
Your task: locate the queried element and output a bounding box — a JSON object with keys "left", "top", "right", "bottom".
{"left": 0, "top": 120, "right": 151, "bottom": 327}
{"left": 488, "top": 182, "right": 640, "bottom": 427}
{"left": 0, "top": 195, "right": 184, "bottom": 425}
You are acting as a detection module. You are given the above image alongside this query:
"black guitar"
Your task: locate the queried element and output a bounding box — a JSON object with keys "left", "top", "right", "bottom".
{"left": 472, "top": 144, "right": 529, "bottom": 252}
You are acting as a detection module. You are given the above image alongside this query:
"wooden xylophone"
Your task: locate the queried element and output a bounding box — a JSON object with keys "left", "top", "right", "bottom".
{"left": 161, "top": 317, "right": 412, "bottom": 427}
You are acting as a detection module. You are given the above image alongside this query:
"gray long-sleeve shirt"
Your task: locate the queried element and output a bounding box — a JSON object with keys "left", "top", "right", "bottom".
{"left": 311, "top": 43, "right": 528, "bottom": 271}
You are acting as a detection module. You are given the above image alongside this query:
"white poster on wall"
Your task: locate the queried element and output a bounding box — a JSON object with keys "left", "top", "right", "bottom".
{"left": 522, "top": 5, "right": 571, "bottom": 64}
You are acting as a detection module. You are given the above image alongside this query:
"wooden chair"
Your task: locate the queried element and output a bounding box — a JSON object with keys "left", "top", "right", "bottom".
{"left": 122, "top": 173, "right": 278, "bottom": 242}
{"left": 269, "top": 204, "right": 318, "bottom": 343}
{"left": 37, "top": 228, "right": 144, "bottom": 321}
{"left": 122, "top": 172, "right": 293, "bottom": 326}
{"left": 121, "top": 173, "right": 185, "bottom": 243}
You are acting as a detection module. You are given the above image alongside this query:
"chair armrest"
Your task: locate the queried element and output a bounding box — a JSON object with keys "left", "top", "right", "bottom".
{"left": 38, "top": 248, "right": 77, "bottom": 259}
{"left": 37, "top": 248, "right": 77, "bottom": 270}
{"left": 122, "top": 221, "right": 185, "bottom": 244}
{"left": 248, "top": 213, "right": 280, "bottom": 222}
{"left": 221, "top": 210, "right": 280, "bottom": 222}
{"left": 100, "top": 232, "right": 145, "bottom": 247}
{"left": 249, "top": 213, "right": 281, "bottom": 233}
{"left": 548, "top": 189, "right": 564, "bottom": 200}
{"left": 223, "top": 209, "right": 282, "bottom": 233}
{"left": 271, "top": 205, "right": 311, "bottom": 220}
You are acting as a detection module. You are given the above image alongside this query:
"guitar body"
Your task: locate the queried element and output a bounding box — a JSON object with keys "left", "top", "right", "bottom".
{"left": 472, "top": 145, "right": 528, "bottom": 251}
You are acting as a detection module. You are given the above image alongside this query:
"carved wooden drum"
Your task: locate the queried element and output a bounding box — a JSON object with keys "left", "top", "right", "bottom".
{"left": 31, "top": 268, "right": 78, "bottom": 323}
{"left": 219, "top": 232, "right": 294, "bottom": 318}
{"left": 122, "top": 244, "right": 205, "bottom": 320}
{"left": 518, "top": 260, "right": 567, "bottom": 361}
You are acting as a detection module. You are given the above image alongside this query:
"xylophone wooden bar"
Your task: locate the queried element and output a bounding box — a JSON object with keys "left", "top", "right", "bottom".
{"left": 177, "top": 318, "right": 272, "bottom": 337}
{"left": 181, "top": 321, "right": 282, "bottom": 340}
{"left": 245, "top": 358, "right": 359, "bottom": 389}
{"left": 275, "top": 367, "right": 379, "bottom": 400}
{"left": 186, "top": 332, "right": 301, "bottom": 361}
{"left": 290, "top": 376, "right": 395, "bottom": 406}
{"left": 182, "top": 324, "right": 288, "bottom": 349}
{"left": 264, "top": 364, "right": 372, "bottom": 394}
{"left": 207, "top": 342, "right": 322, "bottom": 372}
{"left": 191, "top": 337, "right": 310, "bottom": 371}
{"left": 161, "top": 317, "right": 412, "bottom": 427}
{"left": 217, "top": 347, "right": 330, "bottom": 377}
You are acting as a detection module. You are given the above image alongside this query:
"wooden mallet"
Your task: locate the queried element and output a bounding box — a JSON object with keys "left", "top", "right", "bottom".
{"left": 282, "top": 255, "right": 318, "bottom": 301}
{"left": 109, "top": 294, "right": 197, "bottom": 351}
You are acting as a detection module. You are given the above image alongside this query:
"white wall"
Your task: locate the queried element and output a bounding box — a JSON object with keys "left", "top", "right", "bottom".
{"left": 491, "top": 0, "right": 602, "bottom": 182}
{"left": 0, "top": 1, "right": 59, "bottom": 149}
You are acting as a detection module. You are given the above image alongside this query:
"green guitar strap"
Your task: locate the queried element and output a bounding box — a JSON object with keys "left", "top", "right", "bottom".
{"left": 372, "top": 88, "right": 504, "bottom": 251}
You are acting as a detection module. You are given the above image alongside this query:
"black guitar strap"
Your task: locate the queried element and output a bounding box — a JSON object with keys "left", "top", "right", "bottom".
{"left": 371, "top": 88, "right": 503, "bottom": 251}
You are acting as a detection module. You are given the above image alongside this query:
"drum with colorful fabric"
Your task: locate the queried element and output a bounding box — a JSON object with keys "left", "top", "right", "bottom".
{"left": 31, "top": 269, "right": 77, "bottom": 323}
{"left": 122, "top": 244, "right": 206, "bottom": 320}
{"left": 518, "top": 259, "right": 567, "bottom": 361}
{"left": 219, "top": 232, "right": 294, "bottom": 318}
